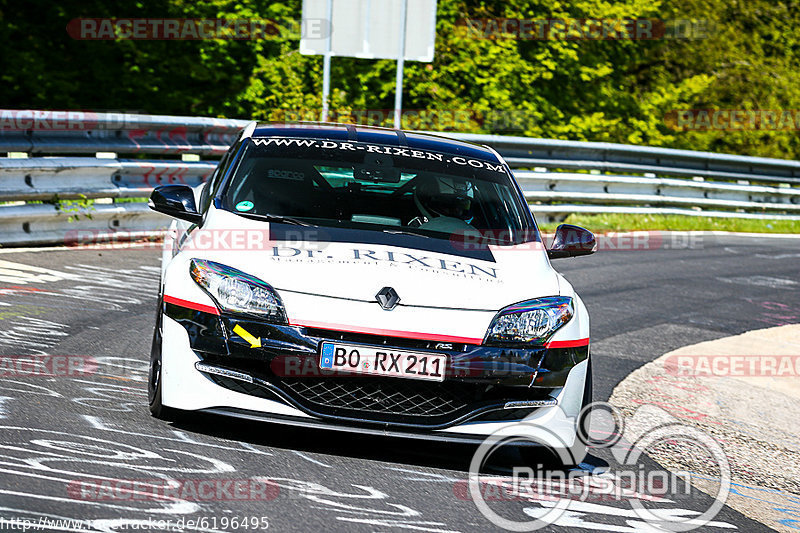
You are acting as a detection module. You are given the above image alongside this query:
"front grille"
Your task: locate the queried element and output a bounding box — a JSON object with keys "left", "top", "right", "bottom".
{"left": 207, "top": 374, "right": 279, "bottom": 401}
{"left": 198, "top": 357, "right": 553, "bottom": 427}
{"left": 279, "top": 377, "right": 477, "bottom": 418}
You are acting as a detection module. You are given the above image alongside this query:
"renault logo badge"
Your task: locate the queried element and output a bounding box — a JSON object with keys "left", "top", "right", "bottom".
{"left": 376, "top": 287, "right": 400, "bottom": 311}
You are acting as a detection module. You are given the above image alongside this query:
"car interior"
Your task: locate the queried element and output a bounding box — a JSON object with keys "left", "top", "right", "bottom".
{"left": 226, "top": 155, "right": 527, "bottom": 241}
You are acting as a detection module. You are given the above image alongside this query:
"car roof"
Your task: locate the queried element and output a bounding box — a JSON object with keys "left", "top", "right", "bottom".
{"left": 251, "top": 122, "right": 502, "bottom": 163}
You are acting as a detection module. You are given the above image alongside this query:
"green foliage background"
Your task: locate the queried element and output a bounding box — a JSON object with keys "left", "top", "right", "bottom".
{"left": 1, "top": 0, "right": 799, "bottom": 159}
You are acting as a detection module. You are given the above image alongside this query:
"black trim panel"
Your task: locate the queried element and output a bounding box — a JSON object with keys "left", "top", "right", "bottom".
{"left": 269, "top": 223, "right": 497, "bottom": 262}
{"left": 199, "top": 407, "right": 545, "bottom": 446}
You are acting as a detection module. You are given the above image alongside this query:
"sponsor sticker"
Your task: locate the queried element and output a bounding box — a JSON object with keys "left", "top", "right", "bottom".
{"left": 250, "top": 138, "right": 508, "bottom": 174}
{"left": 235, "top": 201, "right": 255, "bottom": 212}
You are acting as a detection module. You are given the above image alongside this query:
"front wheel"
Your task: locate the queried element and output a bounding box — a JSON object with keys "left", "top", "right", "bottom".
{"left": 148, "top": 296, "right": 175, "bottom": 420}
{"left": 519, "top": 357, "right": 593, "bottom": 468}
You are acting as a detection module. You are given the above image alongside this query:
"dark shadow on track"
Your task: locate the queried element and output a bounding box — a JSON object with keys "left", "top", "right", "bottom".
{"left": 167, "top": 410, "right": 609, "bottom": 475}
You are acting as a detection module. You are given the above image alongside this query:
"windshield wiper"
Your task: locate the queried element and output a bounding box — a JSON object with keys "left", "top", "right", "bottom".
{"left": 382, "top": 229, "right": 431, "bottom": 238}
{"left": 245, "top": 213, "right": 317, "bottom": 227}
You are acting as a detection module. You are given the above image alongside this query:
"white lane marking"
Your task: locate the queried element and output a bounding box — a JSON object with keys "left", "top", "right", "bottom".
{"left": 0, "top": 507, "right": 231, "bottom": 533}
{"left": 266, "top": 477, "right": 422, "bottom": 517}
{"left": 0, "top": 396, "right": 11, "bottom": 418}
{"left": 0, "top": 260, "right": 74, "bottom": 284}
{"left": 755, "top": 252, "right": 800, "bottom": 259}
{"left": 239, "top": 442, "right": 273, "bottom": 456}
{"left": 0, "top": 262, "right": 159, "bottom": 311}
{"left": 84, "top": 357, "right": 148, "bottom": 382}
{"left": 336, "top": 517, "right": 460, "bottom": 532}
{"left": 68, "top": 381, "right": 148, "bottom": 412}
{"left": 385, "top": 466, "right": 462, "bottom": 483}
{"left": 523, "top": 500, "right": 737, "bottom": 530}
{"left": 711, "top": 231, "right": 800, "bottom": 239}
{"left": 718, "top": 275, "right": 798, "bottom": 288}
{"left": 0, "top": 488, "right": 198, "bottom": 515}
{"left": 0, "top": 317, "right": 70, "bottom": 355}
{"left": 0, "top": 425, "right": 251, "bottom": 522}
{"left": 71, "top": 378, "right": 145, "bottom": 390}
{"left": 171, "top": 430, "right": 201, "bottom": 443}
{"left": 0, "top": 379, "right": 62, "bottom": 397}
{"left": 83, "top": 415, "right": 277, "bottom": 456}
{"left": 292, "top": 450, "right": 332, "bottom": 468}
{"left": 65, "top": 264, "right": 160, "bottom": 284}
{"left": 264, "top": 476, "right": 459, "bottom": 532}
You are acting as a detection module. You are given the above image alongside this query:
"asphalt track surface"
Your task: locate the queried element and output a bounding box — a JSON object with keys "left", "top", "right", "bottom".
{"left": 0, "top": 232, "right": 797, "bottom": 532}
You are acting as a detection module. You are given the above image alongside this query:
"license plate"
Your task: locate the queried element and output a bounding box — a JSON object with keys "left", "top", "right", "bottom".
{"left": 319, "top": 342, "right": 447, "bottom": 382}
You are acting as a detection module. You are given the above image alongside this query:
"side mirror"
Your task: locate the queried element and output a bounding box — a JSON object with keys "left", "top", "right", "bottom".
{"left": 149, "top": 185, "right": 202, "bottom": 224}
{"left": 548, "top": 224, "right": 596, "bottom": 259}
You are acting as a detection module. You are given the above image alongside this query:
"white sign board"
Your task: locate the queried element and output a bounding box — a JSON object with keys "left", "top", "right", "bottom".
{"left": 301, "top": 0, "right": 437, "bottom": 62}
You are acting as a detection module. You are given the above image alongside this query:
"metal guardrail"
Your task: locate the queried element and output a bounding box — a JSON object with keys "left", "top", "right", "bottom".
{"left": 1, "top": 110, "right": 799, "bottom": 246}
{"left": 435, "top": 132, "right": 800, "bottom": 185}
{"left": 0, "top": 112, "right": 247, "bottom": 155}
{"left": 0, "top": 158, "right": 215, "bottom": 201}
{"left": 515, "top": 171, "right": 800, "bottom": 213}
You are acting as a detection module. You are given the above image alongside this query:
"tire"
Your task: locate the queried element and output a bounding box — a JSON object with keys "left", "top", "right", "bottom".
{"left": 148, "top": 295, "right": 175, "bottom": 420}
{"left": 519, "top": 356, "right": 592, "bottom": 469}
{"left": 582, "top": 355, "right": 593, "bottom": 407}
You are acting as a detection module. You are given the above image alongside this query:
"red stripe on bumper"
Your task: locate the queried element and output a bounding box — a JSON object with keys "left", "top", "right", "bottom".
{"left": 546, "top": 337, "right": 590, "bottom": 349}
{"left": 163, "top": 294, "right": 219, "bottom": 315}
{"left": 289, "top": 319, "right": 484, "bottom": 345}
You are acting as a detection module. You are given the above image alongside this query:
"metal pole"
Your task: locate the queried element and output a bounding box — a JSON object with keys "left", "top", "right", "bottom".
{"left": 322, "top": 54, "right": 331, "bottom": 122}
{"left": 321, "top": 0, "right": 334, "bottom": 122}
{"left": 393, "top": 0, "right": 408, "bottom": 129}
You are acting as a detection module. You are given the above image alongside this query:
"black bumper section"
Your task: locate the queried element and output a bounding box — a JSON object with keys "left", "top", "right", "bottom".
{"left": 166, "top": 302, "right": 588, "bottom": 428}
{"left": 199, "top": 407, "right": 544, "bottom": 446}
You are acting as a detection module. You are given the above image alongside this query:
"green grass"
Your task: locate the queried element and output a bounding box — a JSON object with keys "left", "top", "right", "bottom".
{"left": 114, "top": 197, "right": 150, "bottom": 204}
{"left": 537, "top": 213, "right": 800, "bottom": 233}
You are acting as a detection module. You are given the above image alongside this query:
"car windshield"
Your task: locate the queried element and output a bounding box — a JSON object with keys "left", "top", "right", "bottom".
{"left": 222, "top": 137, "right": 537, "bottom": 245}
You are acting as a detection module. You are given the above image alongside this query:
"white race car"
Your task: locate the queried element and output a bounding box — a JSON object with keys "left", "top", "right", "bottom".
{"left": 148, "top": 123, "right": 596, "bottom": 460}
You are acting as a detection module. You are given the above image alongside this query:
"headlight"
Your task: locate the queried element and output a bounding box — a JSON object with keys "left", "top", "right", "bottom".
{"left": 485, "top": 296, "right": 573, "bottom": 345}
{"left": 189, "top": 259, "right": 287, "bottom": 323}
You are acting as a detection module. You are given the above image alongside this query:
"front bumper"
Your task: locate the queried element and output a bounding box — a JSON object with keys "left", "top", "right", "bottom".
{"left": 163, "top": 300, "right": 589, "bottom": 432}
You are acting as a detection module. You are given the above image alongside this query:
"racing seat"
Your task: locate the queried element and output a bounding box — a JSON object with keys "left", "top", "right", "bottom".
{"left": 240, "top": 160, "right": 330, "bottom": 218}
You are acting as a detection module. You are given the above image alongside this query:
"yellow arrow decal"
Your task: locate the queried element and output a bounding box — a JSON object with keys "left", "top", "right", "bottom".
{"left": 233, "top": 324, "right": 261, "bottom": 348}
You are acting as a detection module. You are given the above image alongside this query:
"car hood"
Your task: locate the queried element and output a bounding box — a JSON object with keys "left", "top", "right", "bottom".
{"left": 185, "top": 209, "right": 560, "bottom": 311}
